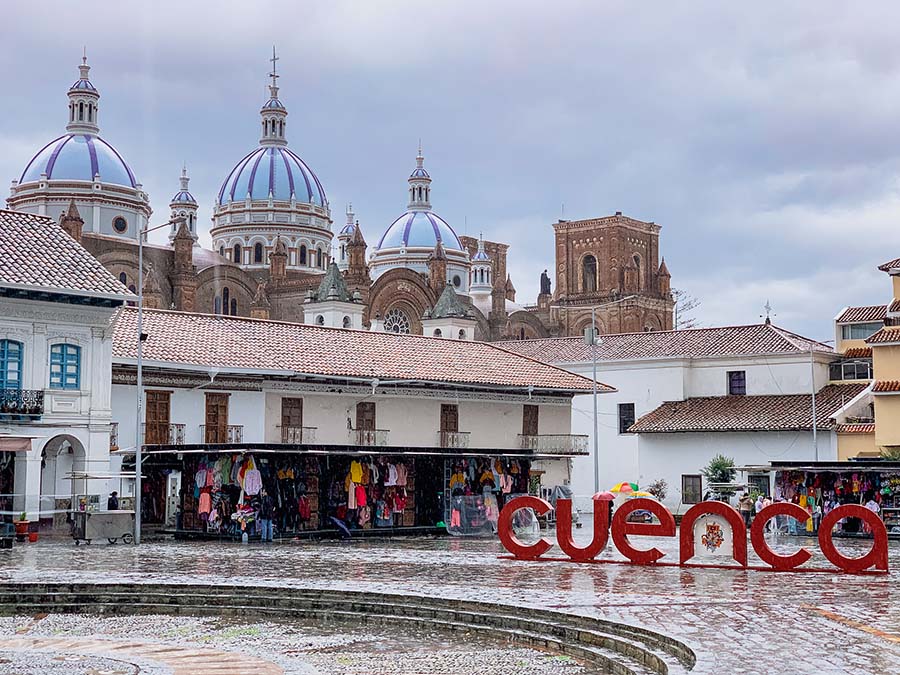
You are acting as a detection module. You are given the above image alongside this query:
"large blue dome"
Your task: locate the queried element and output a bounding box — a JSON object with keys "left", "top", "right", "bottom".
{"left": 19, "top": 134, "right": 137, "bottom": 187}
{"left": 217, "top": 146, "right": 327, "bottom": 206}
{"left": 377, "top": 211, "right": 463, "bottom": 251}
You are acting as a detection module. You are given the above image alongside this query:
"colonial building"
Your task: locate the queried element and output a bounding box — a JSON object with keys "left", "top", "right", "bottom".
{"left": 499, "top": 322, "right": 869, "bottom": 513}
{"left": 108, "top": 307, "right": 605, "bottom": 534}
{"left": 7, "top": 56, "right": 674, "bottom": 343}
{"left": 0, "top": 209, "right": 130, "bottom": 523}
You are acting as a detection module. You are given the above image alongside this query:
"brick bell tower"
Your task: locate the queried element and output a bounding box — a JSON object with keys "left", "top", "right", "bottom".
{"left": 171, "top": 218, "right": 197, "bottom": 311}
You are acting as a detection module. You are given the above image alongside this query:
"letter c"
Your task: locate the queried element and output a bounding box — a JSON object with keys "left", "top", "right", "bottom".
{"left": 497, "top": 496, "right": 553, "bottom": 560}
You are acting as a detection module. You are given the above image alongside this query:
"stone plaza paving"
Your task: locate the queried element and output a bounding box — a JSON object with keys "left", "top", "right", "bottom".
{"left": 0, "top": 531, "right": 897, "bottom": 674}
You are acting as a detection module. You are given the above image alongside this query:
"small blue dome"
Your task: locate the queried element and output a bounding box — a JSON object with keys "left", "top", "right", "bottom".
{"left": 339, "top": 222, "right": 356, "bottom": 235}
{"left": 263, "top": 98, "right": 285, "bottom": 109}
{"left": 410, "top": 167, "right": 430, "bottom": 179}
{"left": 171, "top": 190, "right": 196, "bottom": 204}
{"left": 69, "top": 78, "right": 97, "bottom": 91}
{"left": 377, "top": 211, "right": 462, "bottom": 251}
{"left": 217, "top": 146, "right": 327, "bottom": 206}
{"left": 472, "top": 247, "right": 490, "bottom": 262}
{"left": 19, "top": 134, "right": 137, "bottom": 187}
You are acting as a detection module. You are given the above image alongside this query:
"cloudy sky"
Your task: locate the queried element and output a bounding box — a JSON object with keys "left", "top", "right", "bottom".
{"left": 3, "top": 2, "right": 898, "bottom": 340}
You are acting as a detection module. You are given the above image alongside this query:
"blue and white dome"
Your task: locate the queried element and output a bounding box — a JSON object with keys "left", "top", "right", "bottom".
{"left": 171, "top": 188, "right": 196, "bottom": 203}
{"left": 19, "top": 134, "right": 137, "bottom": 187}
{"left": 217, "top": 146, "right": 327, "bottom": 206}
{"left": 378, "top": 211, "right": 463, "bottom": 251}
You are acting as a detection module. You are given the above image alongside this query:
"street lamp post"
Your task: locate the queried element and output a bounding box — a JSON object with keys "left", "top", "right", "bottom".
{"left": 133, "top": 217, "right": 183, "bottom": 545}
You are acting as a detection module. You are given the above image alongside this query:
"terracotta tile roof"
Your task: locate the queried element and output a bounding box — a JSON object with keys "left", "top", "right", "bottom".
{"left": 842, "top": 347, "right": 872, "bottom": 358}
{"left": 873, "top": 381, "right": 900, "bottom": 393}
{"left": 878, "top": 257, "right": 900, "bottom": 272}
{"left": 496, "top": 323, "right": 833, "bottom": 364}
{"left": 836, "top": 423, "right": 876, "bottom": 434}
{"left": 835, "top": 305, "right": 887, "bottom": 323}
{"left": 0, "top": 209, "right": 131, "bottom": 300}
{"left": 890, "top": 300, "right": 900, "bottom": 314}
{"left": 866, "top": 327, "right": 900, "bottom": 345}
{"left": 112, "top": 307, "right": 609, "bottom": 393}
{"left": 629, "top": 383, "right": 867, "bottom": 433}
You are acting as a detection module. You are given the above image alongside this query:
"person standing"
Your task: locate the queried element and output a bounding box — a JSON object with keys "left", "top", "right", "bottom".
{"left": 107, "top": 491, "right": 119, "bottom": 511}
{"left": 257, "top": 488, "right": 275, "bottom": 542}
{"left": 738, "top": 493, "right": 753, "bottom": 528}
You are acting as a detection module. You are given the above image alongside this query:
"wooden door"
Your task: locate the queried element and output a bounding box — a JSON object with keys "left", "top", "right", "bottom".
{"left": 440, "top": 404, "right": 458, "bottom": 433}
{"left": 205, "top": 393, "right": 229, "bottom": 443}
{"left": 145, "top": 391, "right": 171, "bottom": 445}
{"left": 356, "top": 402, "right": 376, "bottom": 430}
{"left": 281, "top": 398, "right": 303, "bottom": 443}
{"left": 522, "top": 405, "right": 539, "bottom": 436}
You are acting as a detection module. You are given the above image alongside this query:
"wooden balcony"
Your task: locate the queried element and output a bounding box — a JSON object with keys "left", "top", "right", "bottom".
{"left": 518, "top": 434, "right": 590, "bottom": 455}
{"left": 280, "top": 426, "right": 317, "bottom": 444}
{"left": 352, "top": 428, "right": 389, "bottom": 447}
{"left": 142, "top": 423, "right": 186, "bottom": 445}
{"left": 0, "top": 389, "right": 43, "bottom": 420}
{"left": 199, "top": 424, "right": 243, "bottom": 444}
{"left": 437, "top": 431, "right": 471, "bottom": 449}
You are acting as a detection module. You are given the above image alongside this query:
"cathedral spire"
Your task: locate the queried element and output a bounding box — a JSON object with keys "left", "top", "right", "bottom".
{"left": 407, "top": 142, "right": 432, "bottom": 211}
{"left": 66, "top": 52, "right": 100, "bottom": 136}
{"left": 259, "top": 46, "right": 288, "bottom": 147}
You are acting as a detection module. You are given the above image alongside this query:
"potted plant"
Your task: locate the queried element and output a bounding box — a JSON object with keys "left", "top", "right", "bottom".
{"left": 14, "top": 512, "right": 29, "bottom": 541}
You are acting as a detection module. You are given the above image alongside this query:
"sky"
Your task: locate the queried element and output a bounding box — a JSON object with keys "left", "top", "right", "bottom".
{"left": 2, "top": 1, "right": 899, "bottom": 341}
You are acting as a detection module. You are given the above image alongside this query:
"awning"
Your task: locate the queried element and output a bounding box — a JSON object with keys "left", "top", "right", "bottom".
{"left": 0, "top": 436, "right": 36, "bottom": 453}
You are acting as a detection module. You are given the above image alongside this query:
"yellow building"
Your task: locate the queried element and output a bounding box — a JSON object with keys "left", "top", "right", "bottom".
{"left": 832, "top": 256, "right": 900, "bottom": 458}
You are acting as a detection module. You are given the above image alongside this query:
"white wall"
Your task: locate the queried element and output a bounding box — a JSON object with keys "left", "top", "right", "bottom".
{"left": 637, "top": 430, "right": 837, "bottom": 514}
{"left": 558, "top": 352, "right": 833, "bottom": 500}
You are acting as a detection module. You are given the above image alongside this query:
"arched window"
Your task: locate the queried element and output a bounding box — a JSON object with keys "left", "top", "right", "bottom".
{"left": 299, "top": 245, "right": 307, "bottom": 265}
{"left": 254, "top": 242, "right": 264, "bottom": 264}
{"left": 632, "top": 254, "right": 643, "bottom": 289}
{"left": 317, "top": 247, "right": 323, "bottom": 268}
{"left": 433, "top": 329, "right": 442, "bottom": 337}
{"left": 214, "top": 297, "right": 221, "bottom": 314}
{"left": 49, "top": 344, "right": 81, "bottom": 390}
{"left": 118, "top": 272, "right": 127, "bottom": 285}
{"left": 340, "top": 245, "right": 346, "bottom": 261}
{"left": 87, "top": 105, "right": 92, "bottom": 122}
{"left": 0, "top": 340, "right": 23, "bottom": 390}
{"left": 316, "top": 315, "right": 325, "bottom": 326}
{"left": 519, "top": 327, "right": 526, "bottom": 340}
{"left": 219, "top": 245, "right": 225, "bottom": 257}
{"left": 78, "top": 102, "right": 84, "bottom": 121}
{"left": 582, "top": 255, "right": 597, "bottom": 292}
{"left": 458, "top": 329, "right": 466, "bottom": 340}
{"left": 342, "top": 316, "right": 351, "bottom": 329}
{"left": 230, "top": 299, "right": 237, "bottom": 316}
{"left": 189, "top": 214, "right": 194, "bottom": 230}
{"left": 222, "top": 287, "right": 230, "bottom": 315}
{"left": 233, "top": 244, "right": 242, "bottom": 264}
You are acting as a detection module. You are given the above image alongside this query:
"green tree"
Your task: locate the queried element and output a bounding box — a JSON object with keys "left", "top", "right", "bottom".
{"left": 882, "top": 446, "right": 900, "bottom": 460}
{"left": 701, "top": 454, "right": 737, "bottom": 499}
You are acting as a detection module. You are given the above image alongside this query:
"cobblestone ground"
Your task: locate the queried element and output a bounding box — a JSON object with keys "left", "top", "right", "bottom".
{"left": 0, "top": 614, "right": 585, "bottom": 675}
{"left": 0, "top": 531, "right": 896, "bottom": 674}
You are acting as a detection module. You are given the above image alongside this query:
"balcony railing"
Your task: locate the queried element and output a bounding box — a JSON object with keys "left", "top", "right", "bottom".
{"left": 518, "top": 434, "right": 590, "bottom": 454}
{"left": 200, "top": 424, "right": 243, "bottom": 444}
{"left": 141, "top": 423, "right": 186, "bottom": 446}
{"left": 280, "top": 426, "right": 317, "bottom": 444}
{"left": 110, "top": 422, "right": 119, "bottom": 451}
{"left": 438, "top": 430, "right": 471, "bottom": 449}
{"left": 352, "top": 428, "right": 389, "bottom": 447}
{"left": 0, "top": 389, "right": 43, "bottom": 419}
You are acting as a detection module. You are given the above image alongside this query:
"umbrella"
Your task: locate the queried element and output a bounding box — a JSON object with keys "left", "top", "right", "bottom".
{"left": 592, "top": 491, "right": 615, "bottom": 501}
{"left": 626, "top": 491, "right": 656, "bottom": 498}
{"left": 610, "top": 482, "right": 638, "bottom": 493}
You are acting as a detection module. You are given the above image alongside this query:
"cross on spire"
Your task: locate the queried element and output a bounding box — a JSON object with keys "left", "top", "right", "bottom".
{"left": 269, "top": 45, "right": 280, "bottom": 88}
{"left": 761, "top": 300, "right": 775, "bottom": 325}
{"left": 82, "top": 46, "right": 87, "bottom": 65}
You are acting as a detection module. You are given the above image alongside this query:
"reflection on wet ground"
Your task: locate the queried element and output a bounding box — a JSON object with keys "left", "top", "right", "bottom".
{"left": 0, "top": 530, "right": 897, "bottom": 674}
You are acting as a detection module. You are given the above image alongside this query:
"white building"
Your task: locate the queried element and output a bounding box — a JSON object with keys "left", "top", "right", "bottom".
{"left": 108, "top": 307, "right": 604, "bottom": 533}
{"left": 499, "top": 322, "right": 868, "bottom": 513}
{"left": 0, "top": 209, "right": 130, "bottom": 524}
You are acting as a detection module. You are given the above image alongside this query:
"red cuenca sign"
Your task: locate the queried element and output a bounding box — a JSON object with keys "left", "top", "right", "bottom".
{"left": 498, "top": 496, "right": 889, "bottom": 574}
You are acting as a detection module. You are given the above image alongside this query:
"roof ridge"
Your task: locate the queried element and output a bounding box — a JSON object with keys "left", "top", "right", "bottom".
{"left": 485, "top": 342, "right": 613, "bottom": 391}
{"left": 765, "top": 323, "right": 833, "bottom": 352}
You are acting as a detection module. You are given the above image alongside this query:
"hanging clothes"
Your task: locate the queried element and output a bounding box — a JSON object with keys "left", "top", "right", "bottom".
{"left": 349, "top": 460, "right": 364, "bottom": 484}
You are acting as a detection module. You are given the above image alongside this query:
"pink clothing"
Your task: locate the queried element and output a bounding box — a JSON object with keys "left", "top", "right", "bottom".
{"left": 198, "top": 492, "right": 212, "bottom": 516}
{"left": 243, "top": 469, "right": 262, "bottom": 496}
{"left": 355, "top": 484, "right": 368, "bottom": 508}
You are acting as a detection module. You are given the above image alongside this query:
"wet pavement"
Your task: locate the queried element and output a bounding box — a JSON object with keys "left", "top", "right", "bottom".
{"left": 0, "top": 531, "right": 897, "bottom": 674}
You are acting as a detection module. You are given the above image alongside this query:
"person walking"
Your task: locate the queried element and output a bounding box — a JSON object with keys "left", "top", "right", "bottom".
{"left": 257, "top": 488, "right": 275, "bottom": 542}
{"left": 738, "top": 493, "right": 753, "bottom": 528}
